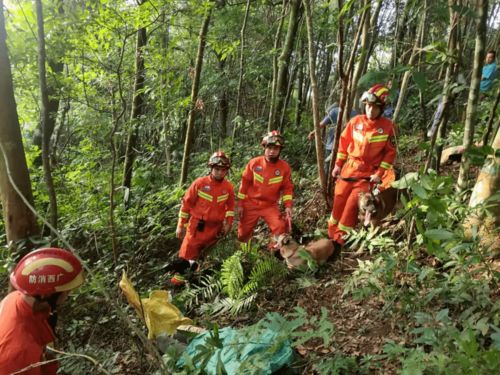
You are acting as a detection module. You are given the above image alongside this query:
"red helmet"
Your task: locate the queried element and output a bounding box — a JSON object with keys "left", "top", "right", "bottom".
{"left": 261, "top": 130, "right": 284, "bottom": 147}
{"left": 208, "top": 151, "right": 231, "bottom": 168}
{"left": 10, "top": 248, "right": 84, "bottom": 296}
{"left": 361, "top": 84, "right": 389, "bottom": 106}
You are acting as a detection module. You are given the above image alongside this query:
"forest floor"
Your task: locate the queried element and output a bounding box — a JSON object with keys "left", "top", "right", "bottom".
{"left": 56, "top": 149, "right": 497, "bottom": 374}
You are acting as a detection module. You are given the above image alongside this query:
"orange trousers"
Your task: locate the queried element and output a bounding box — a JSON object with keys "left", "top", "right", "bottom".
{"left": 237, "top": 204, "right": 286, "bottom": 242}
{"left": 179, "top": 217, "right": 222, "bottom": 260}
{"left": 328, "top": 178, "right": 370, "bottom": 244}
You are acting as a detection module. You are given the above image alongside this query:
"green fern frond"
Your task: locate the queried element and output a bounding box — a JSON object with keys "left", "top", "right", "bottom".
{"left": 221, "top": 252, "right": 245, "bottom": 299}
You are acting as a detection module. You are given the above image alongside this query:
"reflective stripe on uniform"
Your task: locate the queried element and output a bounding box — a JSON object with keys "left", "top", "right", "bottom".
{"left": 238, "top": 192, "right": 247, "bottom": 200}
{"left": 217, "top": 194, "right": 229, "bottom": 202}
{"left": 337, "top": 152, "right": 347, "bottom": 160}
{"left": 225, "top": 211, "right": 235, "bottom": 217}
{"left": 339, "top": 223, "right": 353, "bottom": 232}
{"left": 282, "top": 194, "right": 292, "bottom": 202}
{"left": 253, "top": 172, "right": 264, "bottom": 183}
{"left": 268, "top": 176, "right": 283, "bottom": 184}
{"left": 328, "top": 215, "right": 338, "bottom": 225}
{"left": 179, "top": 211, "right": 189, "bottom": 219}
{"left": 197, "top": 190, "right": 213, "bottom": 202}
{"left": 380, "top": 161, "right": 392, "bottom": 169}
{"left": 369, "top": 135, "right": 389, "bottom": 143}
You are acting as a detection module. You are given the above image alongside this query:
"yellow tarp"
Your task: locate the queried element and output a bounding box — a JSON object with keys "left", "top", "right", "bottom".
{"left": 119, "top": 271, "right": 192, "bottom": 339}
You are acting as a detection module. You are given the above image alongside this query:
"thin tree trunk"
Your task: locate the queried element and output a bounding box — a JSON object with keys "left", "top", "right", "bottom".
{"left": 35, "top": 0, "right": 58, "bottom": 239}
{"left": 217, "top": 58, "right": 228, "bottom": 138}
{"left": 179, "top": 9, "right": 212, "bottom": 185}
{"left": 393, "top": 5, "right": 425, "bottom": 124}
{"left": 294, "top": 39, "right": 305, "bottom": 128}
{"left": 235, "top": 0, "right": 250, "bottom": 117}
{"left": 346, "top": 0, "right": 370, "bottom": 116}
{"left": 425, "top": 1, "right": 459, "bottom": 172}
{"left": 122, "top": 2, "right": 147, "bottom": 191}
{"left": 457, "top": 0, "right": 488, "bottom": 192}
{"left": 32, "top": 2, "right": 64, "bottom": 167}
{"left": 269, "top": 0, "right": 299, "bottom": 131}
{"left": 160, "top": 15, "right": 172, "bottom": 176}
{"left": 482, "top": 87, "right": 500, "bottom": 146}
{"left": 0, "top": 0, "right": 39, "bottom": 245}
{"left": 303, "top": 0, "right": 327, "bottom": 202}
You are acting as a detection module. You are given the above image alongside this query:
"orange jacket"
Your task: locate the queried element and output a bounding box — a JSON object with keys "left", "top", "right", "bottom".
{"left": 178, "top": 175, "right": 235, "bottom": 228}
{"left": 335, "top": 114, "right": 396, "bottom": 179}
{"left": 0, "top": 291, "right": 58, "bottom": 375}
{"left": 238, "top": 156, "right": 293, "bottom": 208}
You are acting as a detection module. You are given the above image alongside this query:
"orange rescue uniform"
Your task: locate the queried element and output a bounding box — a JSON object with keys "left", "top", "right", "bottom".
{"left": 329, "top": 114, "right": 396, "bottom": 243}
{"left": 0, "top": 291, "right": 59, "bottom": 375}
{"left": 178, "top": 175, "right": 235, "bottom": 260}
{"left": 237, "top": 156, "right": 293, "bottom": 242}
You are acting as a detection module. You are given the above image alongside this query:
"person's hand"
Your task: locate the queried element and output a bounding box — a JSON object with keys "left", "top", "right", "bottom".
{"left": 307, "top": 130, "right": 315, "bottom": 140}
{"left": 331, "top": 165, "right": 341, "bottom": 179}
{"left": 176, "top": 226, "right": 186, "bottom": 239}
{"left": 370, "top": 174, "right": 381, "bottom": 184}
{"left": 285, "top": 207, "right": 292, "bottom": 220}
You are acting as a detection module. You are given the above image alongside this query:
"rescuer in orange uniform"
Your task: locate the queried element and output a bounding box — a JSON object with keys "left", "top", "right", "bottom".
{"left": 237, "top": 131, "right": 294, "bottom": 245}
{"left": 0, "top": 248, "right": 84, "bottom": 375}
{"left": 175, "top": 151, "right": 235, "bottom": 263}
{"left": 329, "top": 84, "right": 397, "bottom": 247}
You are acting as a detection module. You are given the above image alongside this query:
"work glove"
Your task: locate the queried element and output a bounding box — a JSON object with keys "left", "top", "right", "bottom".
{"left": 369, "top": 174, "right": 381, "bottom": 184}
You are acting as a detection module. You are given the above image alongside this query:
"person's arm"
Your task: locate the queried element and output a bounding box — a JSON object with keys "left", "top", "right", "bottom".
{"left": 332, "top": 120, "right": 353, "bottom": 178}
{"left": 373, "top": 126, "right": 397, "bottom": 181}
{"left": 177, "top": 181, "right": 198, "bottom": 237}
{"left": 223, "top": 184, "right": 235, "bottom": 233}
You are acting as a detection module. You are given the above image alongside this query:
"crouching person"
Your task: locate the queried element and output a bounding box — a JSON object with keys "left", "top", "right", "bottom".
{"left": 0, "top": 248, "right": 85, "bottom": 374}
{"left": 172, "top": 151, "right": 235, "bottom": 285}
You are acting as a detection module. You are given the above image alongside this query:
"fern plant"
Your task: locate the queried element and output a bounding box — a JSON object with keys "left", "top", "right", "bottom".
{"left": 212, "top": 249, "right": 287, "bottom": 316}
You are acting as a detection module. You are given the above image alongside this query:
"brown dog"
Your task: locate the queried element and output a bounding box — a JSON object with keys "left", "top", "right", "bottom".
{"left": 277, "top": 234, "right": 334, "bottom": 269}
{"left": 358, "top": 187, "right": 407, "bottom": 227}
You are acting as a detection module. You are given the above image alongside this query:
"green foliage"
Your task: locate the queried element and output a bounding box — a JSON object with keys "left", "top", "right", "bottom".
{"left": 210, "top": 248, "right": 287, "bottom": 316}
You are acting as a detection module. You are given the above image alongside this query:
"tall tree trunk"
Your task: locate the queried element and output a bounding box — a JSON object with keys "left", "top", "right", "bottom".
{"left": 294, "top": 39, "right": 305, "bottom": 128}
{"left": 457, "top": 0, "right": 488, "bottom": 191}
{"left": 179, "top": 9, "right": 212, "bottom": 186}
{"left": 32, "top": 1, "right": 64, "bottom": 167}
{"left": 303, "top": 0, "right": 326, "bottom": 201}
{"left": 482, "top": 87, "right": 500, "bottom": 146}
{"left": 268, "top": 0, "right": 301, "bottom": 131}
{"left": 346, "top": 0, "right": 370, "bottom": 115}
{"left": 390, "top": 0, "right": 411, "bottom": 69}
{"left": 463, "top": 126, "right": 499, "bottom": 240}
{"left": 160, "top": 15, "right": 172, "bottom": 177}
{"left": 424, "top": 0, "right": 459, "bottom": 172}
{"left": 35, "top": 0, "right": 58, "bottom": 238}
{"left": 392, "top": 5, "right": 426, "bottom": 124}
{"left": 0, "top": 0, "right": 39, "bottom": 245}
{"left": 235, "top": 0, "right": 250, "bottom": 117}
{"left": 217, "top": 58, "right": 228, "bottom": 138}
{"left": 122, "top": 2, "right": 147, "bottom": 191}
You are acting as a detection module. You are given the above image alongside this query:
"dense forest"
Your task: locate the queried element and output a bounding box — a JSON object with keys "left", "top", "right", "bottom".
{"left": 0, "top": 0, "right": 499, "bottom": 374}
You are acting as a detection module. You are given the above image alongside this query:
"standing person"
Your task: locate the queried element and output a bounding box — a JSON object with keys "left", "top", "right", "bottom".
{"left": 0, "top": 248, "right": 85, "bottom": 375}
{"left": 237, "top": 130, "right": 294, "bottom": 247}
{"left": 383, "top": 79, "right": 398, "bottom": 119}
{"left": 480, "top": 50, "right": 497, "bottom": 93}
{"left": 308, "top": 104, "right": 358, "bottom": 172}
{"left": 172, "top": 151, "right": 235, "bottom": 284}
{"left": 329, "top": 84, "right": 397, "bottom": 249}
